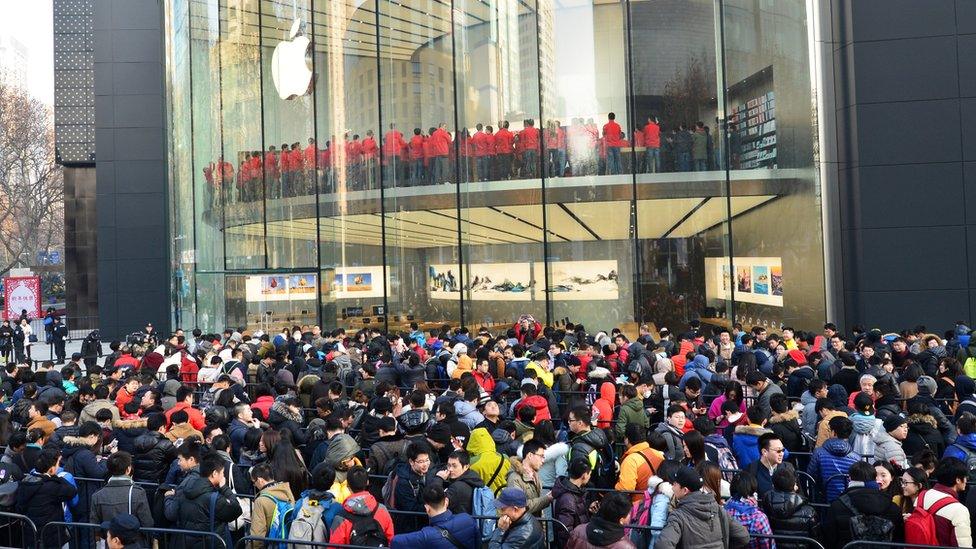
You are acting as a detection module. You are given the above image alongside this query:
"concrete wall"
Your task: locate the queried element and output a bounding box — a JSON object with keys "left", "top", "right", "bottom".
{"left": 94, "top": 0, "right": 169, "bottom": 340}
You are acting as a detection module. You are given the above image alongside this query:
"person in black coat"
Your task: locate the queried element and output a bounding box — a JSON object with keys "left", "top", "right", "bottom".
{"left": 164, "top": 450, "right": 242, "bottom": 549}
{"left": 551, "top": 458, "right": 591, "bottom": 548}
{"left": 16, "top": 448, "right": 78, "bottom": 548}
{"left": 768, "top": 394, "right": 807, "bottom": 453}
{"left": 429, "top": 450, "right": 485, "bottom": 516}
{"left": 761, "top": 463, "right": 819, "bottom": 549}
{"left": 60, "top": 422, "right": 109, "bottom": 529}
{"left": 824, "top": 462, "right": 903, "bottom": 549}
{"left": 902, "top": 401, "right": 948, "bottom": 459}
{"left": 266, "top": 396, "right": 307, "bottom": 447}
{"left": 132, "top": 413, "right": 176, "bottom": 485}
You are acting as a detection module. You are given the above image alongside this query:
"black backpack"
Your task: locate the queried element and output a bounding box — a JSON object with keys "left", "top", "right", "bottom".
{"left": 342, "top": 508, "right": 388, "bottom": 547}
{"left": 839, "top": 494, "right": 894, "bottom": 542}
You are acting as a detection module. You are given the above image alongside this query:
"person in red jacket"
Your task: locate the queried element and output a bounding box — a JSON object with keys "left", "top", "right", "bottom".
{"left": 362, "top": 130, "right": 379, "bottom": 188}
{"left": 409, "top": 128, "right": 425, "bottom": 185}
{"left": 603, "top": 112, "right": 623, "bottom": 175}
{"left": 303, "top": 138, "right": 318, "bottom": 194}
{"left": 216, "top": 157, "right": 234, "bottom": 204}
{"left": 514, "top": 383, "right": 551, "bottom": 424}
{"left": 318, "top": 142, "right": 332, "bottom": 192}
{"left": 470, "top": 123, "right": 486, "bottom": 181}
{"left": 383, "top": 123, "right": 406, "bottom": 184}
{"left": 518, "top": 119, "right": 540, "bottom": 178}
{"left": 263, "top": 145, "right": 280, "bottom": 198}
{"left": 422, "top": 128, "right": 435, "bottom": 185}
{"left": 430, "top": 123, "right": 452, "bottom": 184}
{"left": 164, "top": 386, "right": 206, "bottom": 430}
{"left": 346, "top": 134, "right": 362, "bottom": 189}
{"left": 329, "top": 467, "right": 394, "bottom": 545}
{"left": 482, "top": 125, "right": 496, "bottom": 181}
{"left": 643, "top": 115, "right": 661, "bottom": 173}
{"left": 247, "top": 151, "right": 263, "bottom": 201}
{"left": 494, "top": 121, "right": 514, "bottom": 180}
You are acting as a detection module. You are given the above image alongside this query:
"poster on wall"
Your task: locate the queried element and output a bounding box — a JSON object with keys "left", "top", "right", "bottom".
{"left": 429, "top": 264, "right": 461, "bottom": 300}
{"left": 467, "top": 263, "right": 532, "bottom": 301}
{"left": 333, "top": 266, "right": 386, "bottom": 299}
{"left": 246, "top": 274, "right": 319, "bottom": 302}
{"left": 705, "top": 257, "right": 783, "bottom": 307}
{"left": 533, "top": 260, "right": 619, "bottom": 300}
{"left": 3, "top": 276, "right": 41, "bottom": 321}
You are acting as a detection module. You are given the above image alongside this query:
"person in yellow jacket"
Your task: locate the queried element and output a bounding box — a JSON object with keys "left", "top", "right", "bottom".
{"left": 249, "top": 462, "right": 296, "bottom": 547}
{"left": 616, "top": 423, "right": 664, "bottom": 503}
{"left": 466, "top": 427, "right": 511, "bottom": 494}
{"left": 524, "top": 352, "right": 553, "bottom": 388}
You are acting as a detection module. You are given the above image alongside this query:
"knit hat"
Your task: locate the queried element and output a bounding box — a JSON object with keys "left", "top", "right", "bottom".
{"left": 426, "top": 423, "right": 452, "bottom": 446}
{"left": 916, "top": 375, "right": 937, "bottom": 397}
{"left": 883, "top": 414, "right": 907, "bottom": 433}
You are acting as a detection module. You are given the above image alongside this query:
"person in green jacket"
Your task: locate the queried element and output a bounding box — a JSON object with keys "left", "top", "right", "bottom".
{"left": 615, "top": 384, "right": 649, "bottom": 441}
{"left": 467, "top": 427, "right": 511, "bottom": 494}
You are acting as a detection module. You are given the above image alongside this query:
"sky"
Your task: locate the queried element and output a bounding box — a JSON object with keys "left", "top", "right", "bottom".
{"left": 0, "top": 0, "right": 54, "bottom": 106}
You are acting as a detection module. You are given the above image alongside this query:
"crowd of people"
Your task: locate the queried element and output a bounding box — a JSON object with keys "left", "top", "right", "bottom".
{"left": 202, "top": 114, "right": 728, "bottom": 207}
{"left": 5, "top": 316, "right": 976, "bottom": 549}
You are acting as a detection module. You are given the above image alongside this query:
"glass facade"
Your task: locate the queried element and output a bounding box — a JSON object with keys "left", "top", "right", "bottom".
{"left": 166, "top": 0, "right": 825, "bottom": 335}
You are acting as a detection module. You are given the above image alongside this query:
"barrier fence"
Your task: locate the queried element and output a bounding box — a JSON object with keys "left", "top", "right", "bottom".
{"left": 39, "top": 521, "right": 228, "bottom": 549}
{"left": 0, "top": 511, "right": 36, "bottom": 549}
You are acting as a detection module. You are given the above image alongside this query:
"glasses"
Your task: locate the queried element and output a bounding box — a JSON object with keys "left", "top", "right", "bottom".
{"left": 532, "top": 452, "right": 545, "bottom": 459}
{"left": 769, "top": 448, "right": 785, "bottom": 454}
{"left": 902, "top": 480, "right": 917, "bottom": 485}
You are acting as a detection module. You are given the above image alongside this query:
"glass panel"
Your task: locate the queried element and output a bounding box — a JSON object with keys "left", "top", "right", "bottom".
{"left": 379, "top": 0, "right": 462, "bottom": 333}
{"left": 722, "top": 0, "right": 824, "bottom": 329}
{"left": 260, "top": 0, "right": 317, "bottom": 270}
{"left": 543, "top": 0, "right": 636, "bottom": 333}
{"left": 457, "top": 0, "right": 546, "bottom": 331}
{"left": 221, "top": 0, "right": 267, "bottom": 269}
{"left": 628, "top": 0, "right": 731, "bottom": 335}
{"left": 316, "top": 0, "right": 386, "bottom": 332}
{"left": 167, "top": 0, "right": 195, "bottom": 328}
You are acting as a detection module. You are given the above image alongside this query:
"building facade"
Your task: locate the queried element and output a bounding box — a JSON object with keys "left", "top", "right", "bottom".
{"left": 162, "top": 0, "right": 825, "bottom": 336}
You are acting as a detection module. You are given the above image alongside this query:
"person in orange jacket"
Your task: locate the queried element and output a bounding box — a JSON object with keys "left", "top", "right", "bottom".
{"left": 519, "top": 119, "right": 540, "bottom": 178}
{"left": 164, "top": 386, "right": 206, "bottom": 430}
{"left": 603, "top": 112, "right": 623, "bottom": 175}
{"left": 494, "top": 121, "right": 514, "bottom": 180}
{"left": 383, "top": 123, "right": 406, "bottom": 183}
{"left": 430, "top": 123, "right": 452, "bottom": 184}
{"left": 408, "top": 128, "right": 425, "bottom": 185}
{"left": 362, "top": 130, "right": 379, "bottom": 188}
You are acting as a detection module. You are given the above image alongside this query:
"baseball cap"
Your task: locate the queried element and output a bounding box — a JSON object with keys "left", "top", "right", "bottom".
{"left": 494, "top": 487, "right": 528, "bottom": 509}
{"left": 101, "top": 513, "right": 140, "bottom": 544}
{"left": 670, "top": 466, "right": 704, "bottom": 492}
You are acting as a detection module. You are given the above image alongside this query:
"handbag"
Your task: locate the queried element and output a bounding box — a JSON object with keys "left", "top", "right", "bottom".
{"left": 227, "top": 462, "right": 251, "bottom": 531}
{"left": 27, "top": 334, "right": 37, "bottom": 343}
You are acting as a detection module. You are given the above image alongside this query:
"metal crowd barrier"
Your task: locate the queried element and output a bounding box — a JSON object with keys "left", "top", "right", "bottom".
{"left": 0, "top": 511, "right": 37, "bottom": 549}
{"left": 39, "top": 521, "right": 228, "bottom": 549}
{"left": 236, "top": 537, "right": 368, "bottom": 549}
{"left": 842, "top": 542, "right": 964, "bottom": 549}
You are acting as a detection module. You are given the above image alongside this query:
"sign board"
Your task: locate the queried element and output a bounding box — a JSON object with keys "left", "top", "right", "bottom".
{"left": 3, "top": 276, "right": 41, "bottom": 320}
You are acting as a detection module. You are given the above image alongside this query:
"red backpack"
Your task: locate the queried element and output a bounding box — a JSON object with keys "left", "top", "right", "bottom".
{"left": 905, "top": 490, "right": 955, "bottom": 546}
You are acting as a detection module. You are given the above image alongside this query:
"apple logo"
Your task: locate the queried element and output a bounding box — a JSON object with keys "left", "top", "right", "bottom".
{"left": 271, "top": 18, "right": 314, "bottom": 100}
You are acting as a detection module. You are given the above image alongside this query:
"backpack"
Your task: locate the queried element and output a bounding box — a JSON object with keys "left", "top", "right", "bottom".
{"left": 838, "top": 494, "right": 894, "bottom": 542}
{"left": 288, "top": 496, "right": 330, "bottom": 548}
{"left": 262, "top": 493, "right": 297, "bottom": 547}
{"left": 905, "top": 490, "right": 955, "bottom": 546}
{"left": 627, "top": 489, "right": 655, "bottom": 549}
{"left": 708, "top": 442, "right": 739, "bottom": 482}
{"left": 472, "top": 457, "right": 505, "bottom": 540}
{"left": 343, "top": 508, "right": 388, "bottom": 547}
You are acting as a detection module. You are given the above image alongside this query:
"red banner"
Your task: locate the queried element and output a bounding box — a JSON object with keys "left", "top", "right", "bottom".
{"left": 4, "top": 276, "right": 41, "bottom": 321}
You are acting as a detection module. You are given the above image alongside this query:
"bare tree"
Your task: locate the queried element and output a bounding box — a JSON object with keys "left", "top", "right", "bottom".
{"left": 663, "top": 54, "right": 714, "bottom": 128}
{"left": 0, "top": 81, "right": 64, "bottom": 274}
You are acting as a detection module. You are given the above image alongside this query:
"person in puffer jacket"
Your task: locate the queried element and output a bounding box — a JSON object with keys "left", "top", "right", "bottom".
{"left": 454, "top": 390, "right": 485, "bottom": 429}
{"left": 678, "top": 354, "right": 713, "bottom": 390}
{"left": 132, "top": 413, "right": 176, "bottom": 485}
{"left": 467, "top": 427, "right": 511, "bottom": 494}
{"left": 732, "top": 406, "right": 773, "bottom": 468}
{"left": 760, "top": 463, "right": 818, "bottom": 549}
{"left": 329, "top": 467, "right": 395, "bottom": 546}
{"left": 807, "top": 416, "right": 860, "bottom": 502}
{"left": 873, "top": 415, "right": 908, "bottom": 469}
{"left": 553, "top": 458, "right": 592, "bottom": 547}
{"left": 629, "top": 461, "right": 679, "bottom": 549}
{"left": 566, "top": 492, "right": 636, "bottom": 549}
{"left": 944, "top": 413, "right": 976, "bottom": 464}
{"left": 850, "top": 393, "right": 882, "bottom": 460}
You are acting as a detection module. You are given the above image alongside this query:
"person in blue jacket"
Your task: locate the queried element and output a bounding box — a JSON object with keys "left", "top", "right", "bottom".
{"left": 390, "top": 483, "right": 479, "bottom": 549}
{"left": 731, "top": 406, "right": 774, "bottom": 468}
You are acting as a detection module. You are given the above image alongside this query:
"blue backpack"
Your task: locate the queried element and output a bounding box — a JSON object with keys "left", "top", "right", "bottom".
{"left": 262, "top": 493, "right": 297, "bottom": 547}
{"left": 471, "top": 457, "right": 505, "bottom": 541}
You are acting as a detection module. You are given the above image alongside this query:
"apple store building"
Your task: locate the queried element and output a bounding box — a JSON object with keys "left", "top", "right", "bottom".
{"left": 164, "top": 0, "right": 827, "bottom": 336}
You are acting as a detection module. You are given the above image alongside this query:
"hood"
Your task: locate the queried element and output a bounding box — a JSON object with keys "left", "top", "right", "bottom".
{"left": 675, "top": 490, "right": 724, "bottom": 521}
{"left": 341, "top": 492, "right": 379, "bottom": 516}
{"left": 769, "top": 410, "right": 799, "bottom": 424}
{"left": 850, "top": 413, "right": 879, "bottom": 435}
{"left": 454, "top": 468, "right": 485, "bottom": 489}
{"left": 800, "top": 391, "right": 818, "bottom": 405}
{"left": 325, "top": 433, "right": 361, "bottom": 465}
{"left": 182, "top": 471, "right": 212, "bottom": 500}
{"left": 45, "top": 370, "right": 63, "bottom": 386}
{"left": 690, "top": 354, "right": 710, "bottom": 371}
{"left": 585, "top": 515, "right": 626, "bottom": 546}
{"left": 551, "top": 475, "right": 584, "bottom": 500}
{"left": 827, "top": 384, "right": 849, "bottom": 408}
{"left": 260, "top": 482, "right": 294, "bottom": 502}
{"left": 787, "top": 350, "right": 808, "bottom": 366}
{"left": 599, "top": 381, "right": 616, "bottom": 402}
{"left": 907, "top": 413, "right": 939, "bottom": 429}
{"left": 467, "top": 427, "right": 497, "bottom": 456}
{"left": 956, "top": 375, "right": 976, "bottom": 401}
{"left": 704, "top": 434, "right": 731, "bottom": 449}
{"left": 954, "top": 433, "right": 976, "bottom": 451}
{"left": 733, "top": 425, "right": 771, "bottom": 437}
{"left": 822, "top": 438, "right": 854, "bottom": 456}
{"left": 455, "top": 400, "right": 478, "bottom": 417}
{"left": 655, "top": 357, "right": 673, "bottom": 374}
